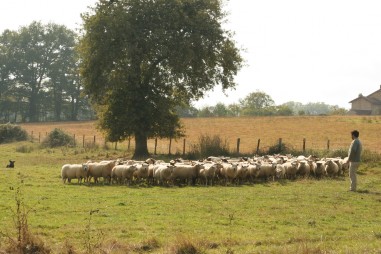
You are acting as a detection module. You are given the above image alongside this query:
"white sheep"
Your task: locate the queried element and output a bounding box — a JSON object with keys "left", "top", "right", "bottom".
{"left": 275, "top": 164, "right": 286, "bottom": 179}
{"left": 256, "top": 162, "right": 277, "bottom": 181}
{"left": 324, "top": 159, "right": 339, "bottom": 177}
{"left": 236, "top": 162, "right": 249, "bottom": 184}
{"left": 220, "top": 162, "right": 238, "bottom": 184}
{"left": 171, "top": 163, "right": 203, "bottom": 186}
{"left": 296, "top": 160, "right": 310, "bottom": 178}
{"left": 314, "top": 160, "right": 326, "bottom": 178}
{"left": 61, "top": 164, "right": 89, "bottom": 183}
{"left": 152, "top": 164, "right": 175, "bottom": 186}
{"left": 282, "top": 160, "right": 298, "bottom": 179}
{"left": 87, "top": 161, "right": 116, "bottom": 183}
{"left": 133, "top": 163, "right": 149, "bottom": 183}
{"left": 199, "top": 162, "right": 220, "bottom": 186}
{"left": 341, "top": 157, "right": 349, "bottom": 175}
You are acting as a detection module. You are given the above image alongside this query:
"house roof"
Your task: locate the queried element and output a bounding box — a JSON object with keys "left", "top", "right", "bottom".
{"left": 349, "top": 86, "right": 381, "bottom": 104}
{"left": 349, "top": 96, "right": 381, "bottom": 105}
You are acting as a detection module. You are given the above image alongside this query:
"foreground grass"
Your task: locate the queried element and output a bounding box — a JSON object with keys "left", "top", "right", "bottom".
{"left": 0, "top": 142, "right": 380, "bottom": 253}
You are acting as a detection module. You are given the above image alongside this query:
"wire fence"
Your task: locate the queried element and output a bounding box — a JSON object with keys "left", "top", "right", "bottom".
{"left": 30, "top": 130, "right": 352, "bottom": 156}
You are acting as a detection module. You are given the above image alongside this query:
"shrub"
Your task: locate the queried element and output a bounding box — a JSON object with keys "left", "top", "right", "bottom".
{"left": 41, "top": 128, "right": 74, "bottom": 148}
{"left": 15, "top": 144, "right": 34, "bottom": 153}
{"left": 169, "top": 237, "right": 201, "bottom": 254}
{"left": 0, "top": 123, "right": 28, "bottom": 144}
{"left": 267, "top": 142, "right": 291, "bottom": 155}
{"left": 188, "top": 134, "right": 230, "bottom": 158}
{"left": 361, "top": 149, "right": 381, "bottom": 163}
{"left": 2, "top": 186, "right": 50, "bottom": 254}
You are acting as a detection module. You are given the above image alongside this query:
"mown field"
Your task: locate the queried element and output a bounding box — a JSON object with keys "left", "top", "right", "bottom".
{"left": 19, "top": 115, "right": 381, "bottom": 154}
{"left": 0, "top": 116, "right": 380, "bottom": 253}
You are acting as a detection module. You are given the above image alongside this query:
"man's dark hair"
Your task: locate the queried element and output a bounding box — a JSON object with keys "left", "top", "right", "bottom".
{"left": 351, "top": 130, "right": 359, "bottom": 138}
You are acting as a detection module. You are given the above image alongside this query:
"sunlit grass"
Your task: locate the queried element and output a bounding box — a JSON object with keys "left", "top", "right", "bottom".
{"left": 0, "top": 141, "right": 381, "bottom": 253}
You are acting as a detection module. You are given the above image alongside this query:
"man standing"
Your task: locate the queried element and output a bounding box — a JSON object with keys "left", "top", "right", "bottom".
{"left": 348, "top": 130, "right": 362, "bottom": 192}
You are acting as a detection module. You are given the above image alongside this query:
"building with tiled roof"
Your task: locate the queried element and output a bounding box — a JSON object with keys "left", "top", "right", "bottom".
{"left": 349, "top": 85, "right": 381, "bottom": 115}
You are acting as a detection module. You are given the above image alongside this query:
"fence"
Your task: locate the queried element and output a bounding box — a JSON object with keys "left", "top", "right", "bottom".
{"left": 30, "top": 131, "right": 350, "bottom": 156}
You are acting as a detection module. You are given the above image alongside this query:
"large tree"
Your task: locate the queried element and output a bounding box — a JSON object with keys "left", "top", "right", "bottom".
{"left": 79, "top": 0, "right": 243, "bottom": 158}
{"left": 240, "top": 91, "right": 275, "bottom": 116}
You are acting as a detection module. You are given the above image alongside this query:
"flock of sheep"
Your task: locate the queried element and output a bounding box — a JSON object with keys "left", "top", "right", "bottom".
{"left": 61, "top": 154, "right": 349, "bottom": 186}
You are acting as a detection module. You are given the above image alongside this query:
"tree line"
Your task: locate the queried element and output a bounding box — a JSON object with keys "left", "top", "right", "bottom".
{"left": 0, "top": 22, "right": 346, "bottom": 124}
{"left": 176, "top": 91, "right": 348, "bottom": 118}
{"left": 0, "top": 22, "right": 95, "bottom": 123}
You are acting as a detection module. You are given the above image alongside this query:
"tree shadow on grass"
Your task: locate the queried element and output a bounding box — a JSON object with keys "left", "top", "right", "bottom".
{"left": 356, "top": 189, "right": 381, "bottom": 196}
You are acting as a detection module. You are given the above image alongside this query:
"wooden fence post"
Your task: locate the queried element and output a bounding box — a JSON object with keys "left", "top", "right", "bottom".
{"left": 73, "top": 134, "right": 76, "bottom": 147}
{"left": 115, "top": 142, "right": 118, "bottom": 150}
{"left": 38, "top": 132, "right": 41, "bottom": 143}
{"left": 31, "top": 131, "right": 33, "bottom": 142}
{"left": 303, "top": 138, "right": 306, "bottom": 153}
{"left": 83, "top": 135, "right": 85, "bottom": 148}
{"left": 183, "top": 139, "right": 186, "bottom": 156}
{"left": 256, "top": 139, "right": 261, "bottom": 154}
{"left": 278, "top": 138, "right": 282, "bottom": 151}
{"left": 93, "top": 135, "right": 96, "bottom": 145}
{"left": 236, "top": 138, "right": 240, "bottom": 154}
{"left": 327, "top": 140, "right": 330, "bottom": 150}
{"left": 168, "top": 138, "right": 172, "bottom": 155}
{"left": 154, "top": 138, "right": 158, "bottom": 155}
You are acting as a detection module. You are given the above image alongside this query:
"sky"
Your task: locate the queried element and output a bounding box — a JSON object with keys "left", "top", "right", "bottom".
{"left": 1, "top": 0, "right": 381, "bottom": 109}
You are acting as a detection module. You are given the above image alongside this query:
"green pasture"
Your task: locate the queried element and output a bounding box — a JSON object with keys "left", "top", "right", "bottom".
{"left": 0, "top": 142, "right": 381, "bottom": 253}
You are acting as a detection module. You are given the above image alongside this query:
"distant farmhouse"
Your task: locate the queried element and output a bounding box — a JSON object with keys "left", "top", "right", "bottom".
{"left": 349, "top": 85, "right": 381, "bottom": 115}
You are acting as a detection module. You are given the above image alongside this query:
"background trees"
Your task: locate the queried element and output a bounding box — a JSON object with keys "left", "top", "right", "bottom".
{"left": 0, "top": 22, "right": 93, "bottom": 122}
{"left": 79, "top": 0, "right": 243, "bottom": 158}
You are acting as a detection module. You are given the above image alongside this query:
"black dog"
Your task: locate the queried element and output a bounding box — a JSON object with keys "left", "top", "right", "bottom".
{"left": 6, "top": 160, "right": 15, "bottom": 168}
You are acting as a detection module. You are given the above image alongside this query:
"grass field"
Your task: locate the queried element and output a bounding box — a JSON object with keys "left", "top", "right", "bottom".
{"left": 0, "top": 116, "right": 380, "bottom": 253}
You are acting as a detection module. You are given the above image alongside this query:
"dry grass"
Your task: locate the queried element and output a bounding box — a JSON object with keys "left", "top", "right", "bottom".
{"left": 19, "top": 115, "right": 381, "bottom": 154}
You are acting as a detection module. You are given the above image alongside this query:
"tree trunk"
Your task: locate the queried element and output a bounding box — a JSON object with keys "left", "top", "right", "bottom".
{"left": 70, "top": 96, "right": 78, "bottom": 121}
{"left": 54, "top": 87, "right": 62, "bottom": 121}
{"left": 133, "top": 132, "right": 149, "bottom": 159}
{"left": 29, "top": 92, "right": 38, "bottom": 122}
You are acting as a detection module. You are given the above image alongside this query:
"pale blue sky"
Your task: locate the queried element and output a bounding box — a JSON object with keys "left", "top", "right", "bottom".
{"left": 1, "top": 0, "right": 381, "bottom": 109}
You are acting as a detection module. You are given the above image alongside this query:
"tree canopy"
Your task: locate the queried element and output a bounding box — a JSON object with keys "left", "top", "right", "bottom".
{"left": 79, "top": 0, "right": 243, "bottom": 158}
{"left": 0, "top": 22, "right": 91, "bottom": 122}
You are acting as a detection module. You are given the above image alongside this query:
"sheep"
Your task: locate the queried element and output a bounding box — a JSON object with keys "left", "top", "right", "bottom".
{"left": 296, "top": 160, "right": 310, "bottom": 178}
{"left": 133, "top": 163, "right": 149, "bottom": 183}
{"left": 314, "top": 160, "right": 326, "bottom": 178}
{"left": 111, "top": 164, "right": 136, "bottom": 184}
{"left": 61, "top": 164, "right": 89, "bottom": 183}
{"left": 275, "top": 164, "right": 286, "bottom": 179}
{"left": 171, "top": 163, "right": 203, "bottom": 186}
{"left": 307, "top": 160, "right": 317, "bottom": 177}
{"left": 236, "top": 162, "right": 249, "bottom": 184}
{"left": 198, "top": 162, "right": 220, "bottom": 186}
{"left": 256, "top": 162, "right": 277, "bottom": 181}
{"left": 152, "top": 164, "right": 175, "bottom": 186}
{"left": 341, "top": 157, "right": 349, "bottom": 175}
{"left": 220, "top": 162, "right": 238, "bottom": 185}
{"left": 282, "top": 160, "right": 298, "bottom": 179}
{"left": 87, "top": 161, "right": 116, "bottom": 183}
{"left": 247, "top": 163, "right": 261, "bottom": 183}
{"left": 324, "top": 159, "right": 339, "bottom": 177}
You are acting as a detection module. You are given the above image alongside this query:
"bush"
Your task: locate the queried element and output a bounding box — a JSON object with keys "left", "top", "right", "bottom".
{"left": 188, "top": 134, "right": 230, "bottom": 159}
{"left": 0, "top": 123, "right": 28, "bottom": 144}
{"left": 16, "top": 144, "right": 34, "bottom": 153}
{"left": 267, "top": 142, "right": 291, "bottom": 155}
{"left": 41, "top": 128, "right": 74, "bottom": 148}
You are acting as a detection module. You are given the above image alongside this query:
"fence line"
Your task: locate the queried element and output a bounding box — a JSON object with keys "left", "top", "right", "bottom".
{"left": 30, "top": 130, "right": 350, "bottom": 156}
